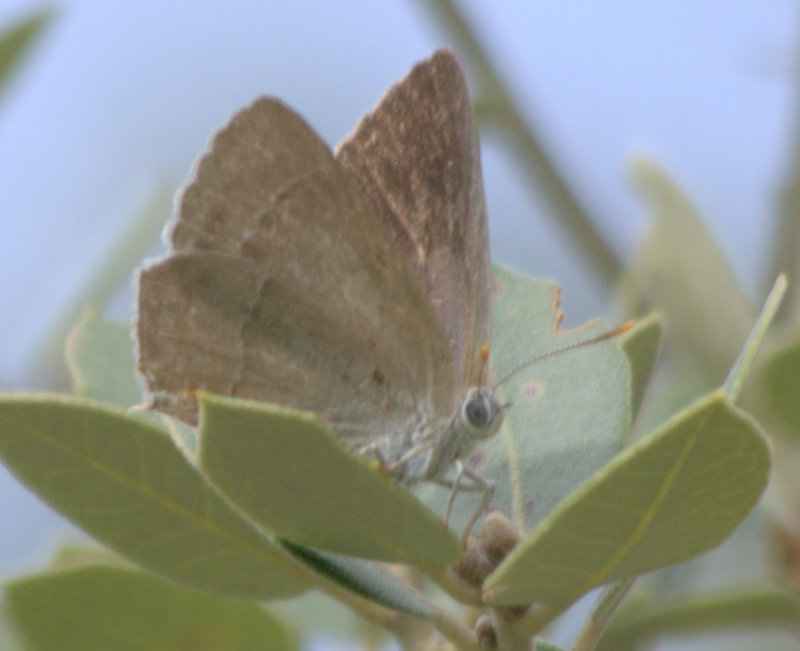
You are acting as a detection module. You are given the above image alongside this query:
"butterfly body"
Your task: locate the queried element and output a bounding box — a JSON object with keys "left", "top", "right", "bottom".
{"left": 361, "top": 386, "right": 504, "bottom": 484}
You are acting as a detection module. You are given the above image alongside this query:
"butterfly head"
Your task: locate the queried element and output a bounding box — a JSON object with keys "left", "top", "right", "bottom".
{"left": 458, "top": 387, "right": 506, "bottom": 442}
{"left": 458, "top": 344, "right": 507, "bottom": 443}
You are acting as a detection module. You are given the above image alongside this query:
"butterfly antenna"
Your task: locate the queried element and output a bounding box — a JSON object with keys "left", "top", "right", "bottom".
{"left": 495, "top": 320, "right": 635, "bottom": 388}
{"left": 478, "top": 344, "right": 490, "bottom": 387}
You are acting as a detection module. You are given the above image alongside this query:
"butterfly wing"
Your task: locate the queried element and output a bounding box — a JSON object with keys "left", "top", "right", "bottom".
{"left": 136, "top": 97, "right": 457, "bottom": 439}
{"left": 335, "top": 49, "right": 490, "bottom": 391}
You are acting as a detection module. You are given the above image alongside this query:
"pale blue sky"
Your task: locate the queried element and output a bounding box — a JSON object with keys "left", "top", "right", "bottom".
{"left": 0, "top": 2, "right": 798, "bottom": 648}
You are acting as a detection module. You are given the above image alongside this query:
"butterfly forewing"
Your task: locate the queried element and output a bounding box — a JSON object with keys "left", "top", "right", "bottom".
{"left": 335, "top": 49, "right": 491, "bottom": 391}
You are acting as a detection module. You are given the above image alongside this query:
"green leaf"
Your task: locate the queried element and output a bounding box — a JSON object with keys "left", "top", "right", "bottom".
{"left": 0, "top": 394, "right": 310, "bottom": 599}
{"left": 65, "top": 311, "right": 141, "bottom": 407}
{"left": 198, "top": 393, "right": 461, "bottom": 570}
{"left": 483, "top": 391, "right": 770, "bottom": 607}
{"left": 0, "top": 7, "right": 54, "bottom": 100}
{"left": 724, "top": 274, "right": 787, "bottom": 403}
{"left": 281, "top": 542, "right": 434, "bottom": 618}
{"left": 618, "top": 314, "right": 661, "bottom": 419}
{"left": 597, "top": 587, "right": 800, "bottom": 650}
{"left": 622, "top": 159, "right": 755, "bottom": 381}
{"left": 3, "top": 562, "right": 295, "bottom": 651}
{"left": 417, "top": 266, "right": 632, "bottom": 534}
{"left": 534, "top": 641, "right": 567, "bottom": 651}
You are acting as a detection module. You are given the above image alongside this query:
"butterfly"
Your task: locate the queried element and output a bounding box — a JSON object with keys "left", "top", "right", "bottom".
{"left": 136, "top": 49, "right": 504, "bottom": 541}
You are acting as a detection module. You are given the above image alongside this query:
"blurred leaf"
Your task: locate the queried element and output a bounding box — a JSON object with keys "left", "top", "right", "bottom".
{"left": 724, "top": 274, "right": 786, "bottom": 403}
{"left": 4, "top": 562, "right": 295, "bottom": 651}
{"left": 621, "top": 159, "right": 755, "bottom": 382}
{"left": 0, "top": 7, "right": 54, "bottom": 101}
{"left": 65, "top": 311, "right": 141, "bottom": 407}
{"left": 0, "top": 394, "right": 310, "bottom": 599}
{"left": 596, "top": 587, "right": 800, "bottom": 650}
{"left": 0, "top": 614, "right": 23, "bottom": 651}
{"left": 483, "top": 391, "right": 769, "bottom": 607}
{"left": 35, "top": 184, "right": 171, "bottom": 383}
{"left": 628, "top": 358, "right": 711, "bottom": 438}
{"left": 762, "top": 336, "right": 800, "bottom": 437}
{"left": 198, "top": 393, "right": 461, "bottom": 570}
{"left": 417, "top": 266, "right": 633, "bottom": 534}
{"left": 282, "top": 542, "right": 434, "bottom": 618}
{"left": 618, "top": 314, "right": 661, "bottom": 419}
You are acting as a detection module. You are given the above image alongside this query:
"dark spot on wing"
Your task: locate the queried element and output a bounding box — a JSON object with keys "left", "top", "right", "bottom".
{"left": 372, "top": 368, "right": 385, "bottom": 386}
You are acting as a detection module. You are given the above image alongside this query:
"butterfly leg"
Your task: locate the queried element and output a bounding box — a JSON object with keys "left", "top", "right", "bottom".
{"left": 437, "top": 462, "right": 495, "bottom": 547}
{"left": 359, "top": 438, "right": 436, "bottom": 483}
{"left": 460, "top": 467, "right": 495, "bottom": 547}
{"left": 382, "top": 440, "right": 434, "bottom": 477}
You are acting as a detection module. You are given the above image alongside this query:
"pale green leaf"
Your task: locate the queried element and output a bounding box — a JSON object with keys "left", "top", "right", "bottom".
{"left": 65, "top": 311, "right": 141, "bottom": 407}
{"left": 0, "top": 394, "right": 310, "bottom": 599}
{"left": 417, "top": 266, "right": 632, "bottom": 534}
{"left": 623, "top": 159, "right": 755, "bottom": 381}
{"left": 597, "top": 587, "right": 800, "bottom": 650}
{"left": 198, "top": 393, "right": 461, "bottom": 570}
{"left": 483, "top": 392, "right": 770, "bottom": 607}
{"left": 724, "top": 274, "right": 787, "bottom": 403}
{"left": 3, "top": 562, "right": 295, "bottom": 651}
{"left": 0, "top": 7, "right": 54, "bottom": 100}
{"left": 618, "top": 314, "right": 661, "bottom": 419}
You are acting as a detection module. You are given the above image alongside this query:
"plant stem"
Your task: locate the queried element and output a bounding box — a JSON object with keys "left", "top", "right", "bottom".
{"left": 435, "top": 566, "right": 484, "bottom": 605}
{"left": 571, "top": 579, "right": 634, "bottom": 651}
{"left": 487, "top": 609, "right": 536, "bottom": 651}
{"left": 433, "top": 609, "right": 481, "bottom": 651}
{"left": 413, "top": 0, "right": 623, "bottom": 288}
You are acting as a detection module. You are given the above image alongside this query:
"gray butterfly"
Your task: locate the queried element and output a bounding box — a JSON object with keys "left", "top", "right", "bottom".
{"left": 136, "top": 49, "right": 504, "bottom": 537}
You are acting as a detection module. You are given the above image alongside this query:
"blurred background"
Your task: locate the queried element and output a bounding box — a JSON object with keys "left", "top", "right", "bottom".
{"left": 1, "top": 1, "right": 798, "bottom": 648}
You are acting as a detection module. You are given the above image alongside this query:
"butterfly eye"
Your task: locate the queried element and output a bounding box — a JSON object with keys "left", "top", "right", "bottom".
{"left": 465, "top": 395, "right": 490, "bottom": 428}
{"left": 460, "top": 389, "right": 505, "bottom": 441}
